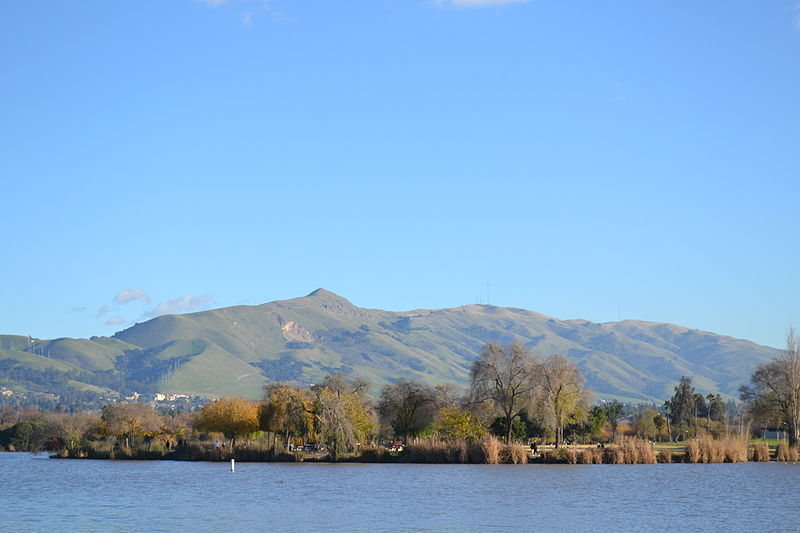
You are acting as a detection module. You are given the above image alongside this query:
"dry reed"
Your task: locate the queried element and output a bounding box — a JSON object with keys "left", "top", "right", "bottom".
{"left": 579, "top": 448, "right": 602, "bottom": 464}
{"left": 700, "top": 439, "right": 724, "bottom": 463}
{"left": 752, "top": 443, "right": 770, "bottom": 462}
{"left": 603, "top": 447, "right": 625, "bottom": 464}
{"left": 657, "top": 449, "right": 672, "bottom": 463}
{"left": 622, "top": 439, "right": 640, "bottom": 464}
{"left": 776, "top": 442, "right": 798, "bottom": 462}
{"left": 504, "top": 444, "right": 529, "bottom": 464}
{"left": 482, "top": 436, "right": 502, "bottom": 464}
{"left": 540, "top": 449, "right": 560, "bottom": 463}
{"left": 685, "top": 440, "right": 702, "bottom": 463}
{"left": 635, "top": 439, "right": 657, "bottom": 464}
{"left": 560, "top": 448, "right": 578, "bottom": 464}
{"left": 720, "top": 438, "right": 748, "bottom": 463}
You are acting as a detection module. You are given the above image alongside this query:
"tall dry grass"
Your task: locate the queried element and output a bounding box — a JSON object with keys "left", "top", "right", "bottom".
{"left": 684, "top": 438, "right": 747, "bottom": 463}
{"left": 622, "top": 439, "right": 640, "bottom": 464}
{"left": 657, "top": 449, "right": 672, "bottom": 463}
{"left": 776, "top": 442, "right": 798, "bottom": 462}
{"left": 751, "top": 443, "right": 770, "bottom": 462}
{"left": 685, "top": 440, "right": 702, "bottom": 463}
{"left": 482, "top": 436, "right": 502, "bottom": 464}
{"left": 720, "top": 438, "right": 748, "bottom": 463}
{"left": 403, "top": 439, "right": 474, "bottom": 463}
{"left": 603, "top": 447, "right": 625, "bottom": 464}
{"left": 620, "top": 438, "right": 655, "bottom": 464}
{"left": 635, "top": 439, "right": 657, "bottom": 464}
{"left": 561, "top": 448, "right": 578, "bottom": 464}
{"left": 578, "top": 448, "right": 603, "bottom": 464}
{"left": 700, "top": 439, "right": 724, "bottom": 463}
{"left": 540, "top": 449, "right": 560, "bottom": 463}
{"left": 504, "top": 444, "right": 529, "bottom": 464}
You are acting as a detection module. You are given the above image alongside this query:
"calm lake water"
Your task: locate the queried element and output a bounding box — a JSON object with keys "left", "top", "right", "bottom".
{"left": 2, "top": 452, "right": 799, "bottom": 532}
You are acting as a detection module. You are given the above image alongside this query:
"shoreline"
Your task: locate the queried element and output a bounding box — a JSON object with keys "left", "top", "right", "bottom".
{"left": 42, "top": 443, "right": 792, "bottom": 465}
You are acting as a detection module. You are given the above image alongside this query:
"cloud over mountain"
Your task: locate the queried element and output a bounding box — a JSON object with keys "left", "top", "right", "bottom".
{"left": 144, "top": 295, "right": 213, "bottom": 318}
{"left": 114, "top": 288, "right": 151, "bottom": 305}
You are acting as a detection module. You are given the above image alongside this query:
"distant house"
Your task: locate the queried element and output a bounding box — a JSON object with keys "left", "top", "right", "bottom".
{"left": 762, "top": 428, "right": 787, "bottom": 440}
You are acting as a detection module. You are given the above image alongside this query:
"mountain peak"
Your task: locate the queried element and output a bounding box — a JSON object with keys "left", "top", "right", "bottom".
{"left": 306, "top": 288, "right": 340, "bottom": 299}
{"left": 304, "top": 288, "right": 357, "bottom": 308}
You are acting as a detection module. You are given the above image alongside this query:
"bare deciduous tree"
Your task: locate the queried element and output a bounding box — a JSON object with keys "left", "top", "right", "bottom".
{"left": 101, "top": 402, "right": 162, "bottom": 450}
{"left": 741, "top": 328, "right": 800, "bottom": 447}
{"left": 470, "top": 341, "right": 538, "bottom": 444}
{"left": 378, "top": 380, "right": 436, "bottom": 443}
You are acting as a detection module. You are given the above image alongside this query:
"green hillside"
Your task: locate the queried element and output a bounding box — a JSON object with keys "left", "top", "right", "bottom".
{"left": 0, "top": 289, "right": 782, "bottom": 404}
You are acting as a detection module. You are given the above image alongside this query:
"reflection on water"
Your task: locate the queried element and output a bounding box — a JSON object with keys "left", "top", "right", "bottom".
{"left": 1, "top": 452, "right": 798, "bottom": 532}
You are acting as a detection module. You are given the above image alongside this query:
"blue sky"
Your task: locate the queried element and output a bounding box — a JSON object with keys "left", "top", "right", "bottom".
{"left": 1, "top": 0, "right": 798, "bottom": 349}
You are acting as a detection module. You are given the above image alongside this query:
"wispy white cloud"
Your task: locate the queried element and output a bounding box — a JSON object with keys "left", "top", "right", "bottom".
{"left": 144, "top": 295, "right": 213, "bottom": 319}
{"left": 194, "top": 0, "right": 276, "bottom": 25}
{"left": 795, "top": 1, "right": 800, "bottom": 28}
{"left": 106, "top": 316, "right": 126, "bottom": 326}
{"left": 70, "top": 306, "right": 87, "bottom": 313}
{"left": 96, "top": 305, "right": 111, "bottom": 318}
{"left": 440, "top": 0, "right": 530, "bottom": 7}
{"left": 114, "top": 288, "right": 151, "bottom": 305}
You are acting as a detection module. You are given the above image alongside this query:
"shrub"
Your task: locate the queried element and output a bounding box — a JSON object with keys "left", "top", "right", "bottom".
{"left": 658, "top": 449, "right": 672, "bottom": 463}
{"left": 359, "top": 448, "right": 385, "bottom": 463}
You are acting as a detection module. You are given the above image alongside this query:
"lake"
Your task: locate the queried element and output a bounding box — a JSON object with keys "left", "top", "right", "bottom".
{"left": 1, "top": 452, "right": 798, "bottom": 532}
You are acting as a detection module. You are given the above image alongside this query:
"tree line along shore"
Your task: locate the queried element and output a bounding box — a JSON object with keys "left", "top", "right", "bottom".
{"left": 1, "top": 332, "right": 799, "bottom": 465}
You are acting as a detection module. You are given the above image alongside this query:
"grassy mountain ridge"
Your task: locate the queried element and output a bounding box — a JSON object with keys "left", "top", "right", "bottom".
{"left": 0, "top": 289, "right": 781, "bottom": 403}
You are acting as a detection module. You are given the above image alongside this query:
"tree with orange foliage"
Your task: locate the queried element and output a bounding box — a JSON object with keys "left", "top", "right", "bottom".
{"left": 194, "top": 397, "right": 259, "bottom": 448}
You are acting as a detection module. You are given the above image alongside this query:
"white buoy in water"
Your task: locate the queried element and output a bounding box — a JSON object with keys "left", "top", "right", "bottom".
{"left": 231, "top": 458, "right": 235, "bottom": 472}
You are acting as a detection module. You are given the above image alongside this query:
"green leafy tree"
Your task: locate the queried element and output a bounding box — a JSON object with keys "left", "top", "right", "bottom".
{"left": 693, "top": 394, "right": 708, "bottom": 419}
{"left": 435, "top": 406, "right": 486, "bottom": 440}
{"left": 313, "top": 375, "right": 377, "bottom": 460}
{"left": 707, "top": 394, "right": 726, "bottom": 424}
{"left": 631, "top": 407, "right": 659, "bottom": 440}
{"left": 0, "top": 421, "right": 34, "bottom": 451}
{"left": 667, "top": 376, "right": 695, "bottom": 440}
{"left": 587, "top": 405, "right": 608, "bottom": 440}
{"left": 604, "top": 400, "right": 624, "bottom": 441}
{"left": 489, "top": 415, "right": 527, "bottom": 441}
{"left": 315, "top": 387, "right": 375, "bottom": 460}
{"left": 653, "top": 413, "right": 666, "bottom": 440}
{"left": 260, "top": 385, "right": 314, "bottom": 451}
